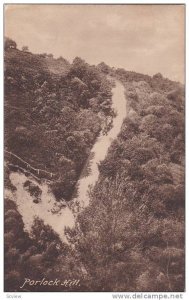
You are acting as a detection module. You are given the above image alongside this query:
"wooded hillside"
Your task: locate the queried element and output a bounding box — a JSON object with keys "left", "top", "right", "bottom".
{"left": 4, "top": 38, "right": 185, "bottom": 292}
{"left": 5, "top": 38, "right": 114, "bottom": 200}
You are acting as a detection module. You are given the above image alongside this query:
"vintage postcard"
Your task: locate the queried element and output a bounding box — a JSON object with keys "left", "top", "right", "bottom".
{"left": 4, "top": 4, "right": 185, "bottom": 294}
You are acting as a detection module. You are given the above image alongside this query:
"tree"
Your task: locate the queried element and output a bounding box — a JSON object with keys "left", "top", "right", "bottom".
{"left": 97, "top": 62, "right": 111, "bottom": 74}
{"left": 70, "top": 57, "right": 87, "bottom": 79}
{"left": 153, "top": 73, "right": 163, "bottom": 80}
{"left": 4, "top": 37, "right": 17, "bottom": 50}
{"left": 22, "top": 46, "right": 29, "bottom": 52}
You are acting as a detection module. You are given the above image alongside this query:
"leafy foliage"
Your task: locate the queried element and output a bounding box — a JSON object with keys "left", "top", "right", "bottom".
{"left": 72, "top": 72, "right": 184, "bottom": 291}
{"left": 5, "top": 39, "right": 113, "bottom": 200}
{"left": 4, "top": 38, "right": 184, "bottom": 292}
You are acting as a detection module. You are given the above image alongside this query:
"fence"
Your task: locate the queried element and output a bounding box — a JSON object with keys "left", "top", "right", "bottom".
{"left": 5, "top": 150, "right": 56, "bottom": 182}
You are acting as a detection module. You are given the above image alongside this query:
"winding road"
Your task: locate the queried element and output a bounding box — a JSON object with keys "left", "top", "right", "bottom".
{"left": 73, "top": 80, "right": 127, "bottom": 208}
{"left": 6, "top": 79, "right": 127, "bottom": 242}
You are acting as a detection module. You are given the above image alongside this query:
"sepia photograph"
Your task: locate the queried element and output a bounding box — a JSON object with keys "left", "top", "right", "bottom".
{"left": 4, "top": 4, "right": 185, "bottom": 293}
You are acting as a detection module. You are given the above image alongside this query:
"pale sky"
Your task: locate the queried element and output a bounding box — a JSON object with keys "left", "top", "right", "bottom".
{"left": 5, "top": 4, "right": 185, "bottom": 82}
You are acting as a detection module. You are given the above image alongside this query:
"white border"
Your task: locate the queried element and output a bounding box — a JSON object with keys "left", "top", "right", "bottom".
{"left": 0, "top": 1, "right": 188, "bottom": 300}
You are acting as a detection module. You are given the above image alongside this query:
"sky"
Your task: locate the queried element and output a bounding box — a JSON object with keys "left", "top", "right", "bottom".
{"left": 5, "top": 4, "right": 185, "bottom": 83}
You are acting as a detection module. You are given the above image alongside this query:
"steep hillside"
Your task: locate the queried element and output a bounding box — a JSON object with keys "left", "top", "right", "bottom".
{"left": 71, "top": 68, "right": 185, "bottom": 291}
{"left": 4, "top": 38, "right": 115, "bottom": 291}
{"left": 5, "top": 38, "right": 114, "bottom": 200}
{"left": 4, "top": 38, "right": 185, "bottom": 292}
